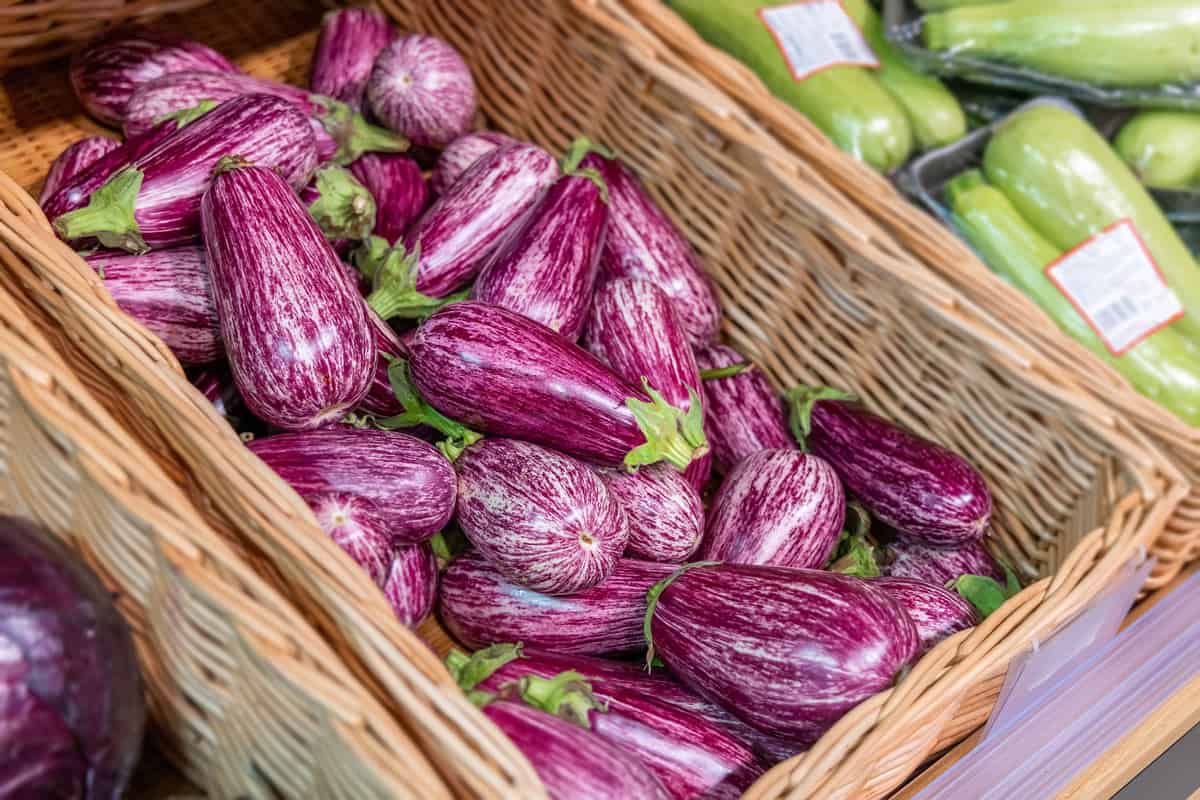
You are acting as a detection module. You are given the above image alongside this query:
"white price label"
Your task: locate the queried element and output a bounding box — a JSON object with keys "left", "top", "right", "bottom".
{"left": 1046, "top": 220, "right": 1183, "bottom": 356}
{"left": 758, "top": 1, "right": 878, "bottom": 82}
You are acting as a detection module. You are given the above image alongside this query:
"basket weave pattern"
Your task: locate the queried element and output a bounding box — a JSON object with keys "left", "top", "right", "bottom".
{"left": 613, "top": 0, "right": 1200, "bottom": 590}
{"left": 0, "top": 0, "right": 1186, "bottom": 798}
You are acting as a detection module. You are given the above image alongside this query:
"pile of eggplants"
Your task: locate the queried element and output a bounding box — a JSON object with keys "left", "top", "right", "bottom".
{"left": 46, "top": 11, "right": 1021, "bottom": 798}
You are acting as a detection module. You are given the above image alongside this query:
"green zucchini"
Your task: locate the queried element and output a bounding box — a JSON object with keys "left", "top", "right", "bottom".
{"left": 1114, "top": 111, "right": 1200, "bottom": 190}
{"left": 923, "top": 1, "right": 1200, "bottom": 87}
{"left": 983, "top": 104, "right": 1200, "bottom": 340}
{"left": 666, "top": 0, "right": 913, "bottom": 171}
{"left": 947, "top": 169, "right": 1200, "bottom": 426}
{"left": 846, "top": 0, "right": 966, "bottom": 150}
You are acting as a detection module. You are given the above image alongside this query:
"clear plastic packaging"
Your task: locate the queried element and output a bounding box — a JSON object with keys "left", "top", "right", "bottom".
{"left": 883, "top": 0, "right": 1200, "bottom": 111}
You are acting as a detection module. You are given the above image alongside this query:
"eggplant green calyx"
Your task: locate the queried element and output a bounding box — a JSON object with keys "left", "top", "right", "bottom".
{"left": 307, "top": 165, "right": 377, "bottom": 241}
{"left": 643, "top": 560, "right": 720, "bottom": 669}
{"left": 625, "top": 382, "right": 709, "bottom": 471}
{"left": 445, "top": 643, "right": 524, "bottom": 692}
{"left": 571, "top": 166, "right": 609, "bottom": 204}
{"left": 364, "top": 241, "right": 456, "bottom": 320}
{"left": 376, "top": 356, "right": 482, "bottom": 460}
{"left": 214, "top": 154, "right": 254, "bottom": 175}
{"left": 314, "top": 95, "right": 409, "bottom": 165}
{"left": 827, "top": 530, "right": 881, "bottom": 578}
{"left": 157, "top": 98, "right": 219, "bottom": 129}
{"left": 429, "top": 527, "right": 469, "bottom": 565}
{"left": 560, "top": 136, "right": 615, "bottom": 174}
{"left": 950, "top": 562, "right": 1020, "bottom": 618}
{"left": 699, "top": 361, "right": 752, "bottom": 381}
{"left": 519, "top": 672, "right": 604, "bottom": 729}
{"left": 785, "top": 384, "right": 857, "bottom": 450}
{"left": 52, "top": 167, "right": 147, "bottom": 253}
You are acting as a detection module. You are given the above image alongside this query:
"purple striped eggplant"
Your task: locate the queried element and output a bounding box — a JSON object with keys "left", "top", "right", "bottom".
{"left": 594, "top": 156, "right": 721, "bottom": 345}
{"left": 202, "top": 159, "right": 372, "bottom": 428}
{"left": 881, "top": 536, "right": 1004, "bottom": 586}
{"left": 480, "top": 700, "right": 670, "bottom": 800}
{"left": 472, "top": 150, "right": 609, "bottom": 341}
{"left": 431, "top": 130, "right": 515, "bottom": 195}
{"left": 871, "top": 576, "right": 980, "bottom": 656}
{"left": 349, "top": 153, "right": 428, "bottom": 245}
{"left": 694, "top": 344, "right": 793, "bottom": 474}
{"left": 303, "top": 491, "right": 392, "bottom": 587}
{"left": 190, "top": 364, "right": 260, "bottom": 434}
{"left": 598, "top": 464, "right": 703, "bottom": 563}
{"left": 409, "top": 302, "right": 707, "bottom": 470}
{"left": 448, "top": 643, "right": 797, "bottom": 766}
{"left": 789, "top": 386, "right": 992, "bottom": 546}
{"left": 699, "top": 450, "right": 844, "bottom": 569}
{"left": 85, "top": 246, "right": 220, "bottom": 365}
{"left": 54, "top": 94, "right": 318, "bottom": 253}
{"left": 585, "top": 278, "right": 711, "bottom": 487}
{"left": 438, "top": 551, "right": 674, "bottom": 654}
{"left": 367, "top": 143, "right": 558, "bottom": 319}
{"left": 38, "top": 136, "right": 119, "bottom": 206}
{"left": 299, "top": 164, "right": 375, "bottom": 242}
{"left": 356, "top": 310, "right": 408, "bottom": 418}
{"left": 367, "top": 34, "right": 476, "bottom": 149}
{"left": 69, "top": 28, "right": 239, "bottom": 126}
{"left": 247, "top": 428, "right": 455, "bottom": 545}
{"left": 646, "top": 562, "right": 919, "bottom": 744}
{"left": 310, "top": 7, "right": 396, "bottom": 111}
{"left": 457, "top": 439, "right": 629, "bottom": 594}
{"left": 42, "top": 119, "right": 187, "bottom": 221}
{"left": 123, "top": 70, "right": 407, "bottom": 165}
{"left": 384, "top": 542, "right": 438, "bottom": 625}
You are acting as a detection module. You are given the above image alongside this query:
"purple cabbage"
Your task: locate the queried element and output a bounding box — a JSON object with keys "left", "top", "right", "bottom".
{"left": 694, "top": 344, "right": 793, "bottom": 473}
{"left": 367, "top": 34, "right": 477, "bottom": 149}
{"left": 310, "top": 7, "right": 396, "bottom": 111}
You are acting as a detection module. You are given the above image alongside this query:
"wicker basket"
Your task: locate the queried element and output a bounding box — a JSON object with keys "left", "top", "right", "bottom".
{"left": 0, "top": 0, "right": 215, "bottom": 71}
{"left": 610, "top": 0, "right": 1200, "bottom": 591}
{"left": 0, "top": 0, "right": 1186, "bottom": 798}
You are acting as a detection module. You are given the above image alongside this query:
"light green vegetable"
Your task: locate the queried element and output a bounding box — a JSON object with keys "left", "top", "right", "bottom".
{"left": 983, "top": 104, "right": 1200, "bottom": 340}
{"left": 1115, "top": 111, "right": 1200, "bottom": 190}
{"left": 666, "top": 0, "right": 913, "bottom": 171}
{"left": 947, "top": 169, "right": 1200, "bottom": 426}
{"left": 923, "top": 1, "right": 1200, "bottom": 87}
{"left": 846, "top": 0, "right": 966, "bottom": 150}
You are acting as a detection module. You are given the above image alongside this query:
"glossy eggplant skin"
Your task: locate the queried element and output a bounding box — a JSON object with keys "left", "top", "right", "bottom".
{"left": 85, "top": 246, "right": 220, "bottom": 365}
{"left": 368, "top": 143, "right": 558, "bottom": 318}
{"left": 871, "top": 576, "right": 980, "bottom": 655}
{"left": 408, "top": 302, "right": 706, "bottom": 471}
{"left": 39, "top": 136, "right": 120, "bottom": 206}
{"left": 481, "top": 700, "right": 670, "bottom": 800}
{"left": 302, "top": 491, "right": 393, "bottom": 587}
{"left": 248, "top": 428, "right": 455, "bottom": 546}
{"left": 438, "top": 551, "right": 674, "bottom": 655}
{"left": 456, "top": 439, "right": 629, "bottom": 595}
{"left": 349, "top": 153, "right": 428, "bottom": 245}
{"left": 584, "top": 278, "right": 710, "bottom": 485}
{"left": 367, "top": 34, "right": 477, "bottom": 149}
{"left": 881, "top": 536, "right": 1004, "bottom": 586}
{"left": 598, "top": 464, "right": 703, "bottom": 563}
{"left": 356, "top": 310, "right": 408, "bottom": 418}
{"left": 310, "top": 7, "right": 395, "bottom": 110}
{"left": 795, "top": 390, "right": 992, "bottom": 546}
{"left": 473, "top": 165, "right": 609, "bottom": 341}
{"left": 55, "top": 94, "right": 319, "bottom": 253}
{"left": 694, "top": 344, "right": 794, "bottom": 474}
{"left": 594, "top": 156, "right": 721, "bottom": 345}
{"left": 648, "top": 563, "right": 919, "bottom": 745}
{"left": 699, "top": 450, "right": 844, "bottom": 569}
{"left": 69, "top": 27, "right": 239, "bottom": 126}
{"left": 431, "top": 131, "right": 515, "bottom": 195}
{"left": 202, "top": 160, "right": 371, "bottom": 429}
{"left": 384, "top": 542, "right": 438, "bottom": 625}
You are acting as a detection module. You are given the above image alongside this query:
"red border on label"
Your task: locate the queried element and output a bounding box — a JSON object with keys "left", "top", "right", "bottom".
{"left": 1044, "top": 218, "right": 1184, "bottom": 357}
{"left": 756, "top": 0, "right": 879, "bottom": 84}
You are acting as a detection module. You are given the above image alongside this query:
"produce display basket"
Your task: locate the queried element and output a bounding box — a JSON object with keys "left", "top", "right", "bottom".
{"left": 0, "top": 0, "right": 214, "bottom": 71}
{"left": 0, "top": 0, "right": 1187, "bottom": 798}
{"left": 613, "top": 0, "right": 1200, "bottom": 590}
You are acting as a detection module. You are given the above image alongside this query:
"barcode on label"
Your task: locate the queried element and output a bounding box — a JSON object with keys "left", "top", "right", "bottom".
{"left": 1046, "top": 220, "right": 1184, "bottom": 356}
{"left": 759, "top": 1, "right": 878, "bottom": 82}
